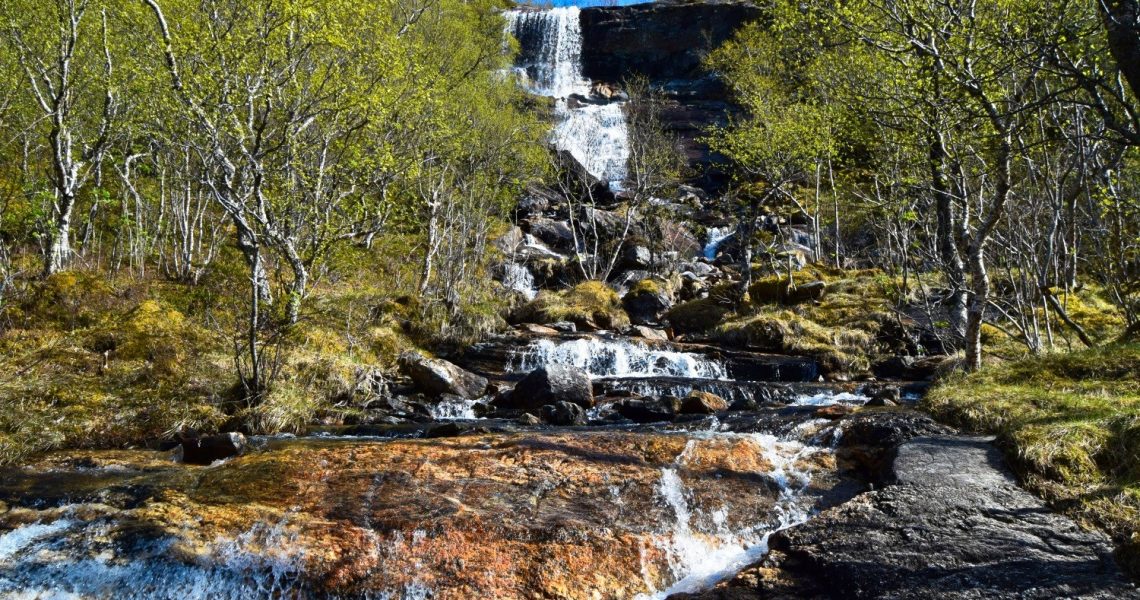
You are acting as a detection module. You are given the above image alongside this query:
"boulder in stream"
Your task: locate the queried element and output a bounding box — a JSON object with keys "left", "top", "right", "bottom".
{"left": 680, "top": 391, "right": 729, "bottom": 415}
{"left": 541, "top": 401, "right": 588, "bottom": 426}
{"left": 177, "top": 432, "right": 247, "bottom": 465}
{"left": 496, "top": 364, "right": 594, "bottom": 410}
{"left": 398, "top": 352, "right": 489, "bottom": 399}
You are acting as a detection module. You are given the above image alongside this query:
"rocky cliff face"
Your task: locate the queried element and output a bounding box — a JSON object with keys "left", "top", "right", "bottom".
{"left": 580, "top": 1, "right": 764, "bottom": 189}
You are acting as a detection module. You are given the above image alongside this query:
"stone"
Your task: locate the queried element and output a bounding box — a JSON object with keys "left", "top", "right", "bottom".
{"left": 549, "top": 321, "right": 577, "bottom": 333}
{"left": 679, "top": 391, "right": 729, "bottom": 415}
{"left": 540, "top": 402, "right": 587, "bottom": 426}
{"left": 523, "top": 217, "right": 576, "bottom": 253}
{"left": 516, "top": 413, "right": 542, "bottom": 426}
{"left": 496, "top": 365, "right": 594, "bottom": 411}
{"left": 864, "top": 383, "right": 901, "bottom": 407}
{"left": 814, "top": 404, "right": 857, "bottom": 420}
{"left": 518, "top": 323, "right": 560, "bottom": 336}
{"left": 619, "top": 245, "right": 653, "bottom": 270}
{"left": 622, "top": 280, "right": 674, "bottom": 325}
{"left": 177, "top": 432, "right": 246, "bottom": 465}
{"left": 628, "top": 325, "right": 669, "bottom": 341}
{"left": 398, "top": 352, "right": 489, "bottom": 399}
{"left": 614, "top": 397, "right": 680, "bottom": 423}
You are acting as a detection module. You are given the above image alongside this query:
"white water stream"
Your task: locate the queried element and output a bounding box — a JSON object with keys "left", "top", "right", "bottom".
{"left": 509, "top": 337, "right": 728, "bottom": 380}
{"left": 636, "top": 422, "right": 837, "bottom": 598}
{"left": 506, "top": 7, "right": 629, "bottom": 189}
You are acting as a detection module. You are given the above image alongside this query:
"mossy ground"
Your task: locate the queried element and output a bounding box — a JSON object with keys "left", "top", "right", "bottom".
{"left": 666, "top": 267, "right": 901, "bottom": 376}
{"left": 925, "top": 343, "right": 1140, "bottom": 576}
{"left": 0, "top": 240, "right": 511, "bottom": 465}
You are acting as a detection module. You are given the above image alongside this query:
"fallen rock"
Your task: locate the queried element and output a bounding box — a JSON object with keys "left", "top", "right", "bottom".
{"left": 398, "top": 352, "right": 489, "bottom": 399}
{"left": 628, "top": 325, "right": 670, "bottom": 341}
{"left": 523, "top": 217, "right": 576, "bottom": 253}
{"left": 496, "top": 365, "right": 594, "bottom": 411}
{"left": 177, "top": 432, "right": 247, "bottom": 465}
{"left": 541, "top": 402, "right": 588, "bottom": 426}
{"left": 615, "top": 397, "right": 680, "bottom": 423}
{"left": 516, "top": 413, "right": 542, "bottom": 426}
{"left": 680, "top": 391, "right": 729, "bottom": 415}
{"left": 622, "top": 280, "right": 674, "bottom": 325}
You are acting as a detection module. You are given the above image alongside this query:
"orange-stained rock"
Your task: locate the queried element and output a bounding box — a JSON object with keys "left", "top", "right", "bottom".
{"left": 0, "top": 430, "right": 840, "bottom": 599}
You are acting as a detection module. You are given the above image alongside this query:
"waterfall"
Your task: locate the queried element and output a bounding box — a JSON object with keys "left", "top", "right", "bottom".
{"left": 509, "top": 337, "right": 727, "bottom": 380}
{"left": 506, "top": 7, "right": 630, "bottom": 189}
{"left": 703, "top": 227, "right": 735, "bottom": 260}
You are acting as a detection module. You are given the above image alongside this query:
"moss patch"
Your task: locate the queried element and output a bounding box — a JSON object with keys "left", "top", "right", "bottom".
{"left": 515, "top": 281, "right": 630, "bottom": 331}
{"left": 925, "top": 343, "right": 1140, "bottom": 577}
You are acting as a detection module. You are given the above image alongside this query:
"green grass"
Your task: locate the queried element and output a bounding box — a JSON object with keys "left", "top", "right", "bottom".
{"left": 925, "top": 343, "right": 1140, "bottom": 577}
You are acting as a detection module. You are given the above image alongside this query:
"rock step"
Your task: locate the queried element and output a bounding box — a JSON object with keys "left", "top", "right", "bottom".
{"left": 455, "top": 332, "right": 820, "bottom": 383}
{"left": 593, "top": 377, "right": 858, "bottom": 409}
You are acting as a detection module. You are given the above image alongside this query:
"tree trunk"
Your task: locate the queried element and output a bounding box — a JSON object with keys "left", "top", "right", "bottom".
{"left": 1102, "top": 0, "right": 1140, "bottom": 101}
{"left": 736, "top": 203, "right": 756, "bottom": 305}
{"left": 963, "top": 245, "right": 990, "bottom": 372}
{"left": 930, "top": 134, "right": 967, "bottom": 339}
{"left": 44, "top": 200, "right": 74, "bottom": 276}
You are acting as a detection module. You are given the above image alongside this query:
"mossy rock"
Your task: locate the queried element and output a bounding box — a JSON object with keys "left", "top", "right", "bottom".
{"left": 513, "top": 281, "right": 630, "bottom": 332}
{"left": 666, "top": 299, "right": 732, "bottom": 334}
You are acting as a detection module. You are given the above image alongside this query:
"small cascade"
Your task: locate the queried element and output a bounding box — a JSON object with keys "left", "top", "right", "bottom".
{"left": 510, "top": 337, "right": 727, "bottom": 380}
{"left": 791, "top": 390, "right": 870, "bottom": 406}
{"left": 505, "top": 7, "right": 630, "bottom": 189}
{"left": 429, "top": 397, "right": 482, "bottom": 420}
{"left": 638, "top": 427, "right": 834, "bottom": 598}
{"left": 501, "top": 262, "right": 538, "bottom": 300}
{"left": 703, "top": 227, "right": 735, "bottom": 260}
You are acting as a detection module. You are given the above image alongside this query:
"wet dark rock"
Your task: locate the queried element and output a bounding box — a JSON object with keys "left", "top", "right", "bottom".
{"left": 398, "top": 352, "right": 489, "bottom": 399}
{"left": 864, "top": 383, "right": 901, "bottom": 407}
{"left": 623, "top": 284, "right": 674, "bottom": 325}
{"left": 685, "top": 436, "right": 1139, "bottom": 599}
{"left": 541, "top": 402, "right": 588, "bottom": 426}
{"left": 495, "top": 365, "right": 594, "bottom": 411}
{"left": 177, "top": 432, "right": 247, "bottom": 465}
{"left": 680, "top": 391, "right": 729, "bottom": 415}
{"left": 523, "top": 217, "right": 576, "bottom": 253}
{"left": 872, "top": 354, "right": 949, "bottom": 380}
{"left": 615, "top": 397, "right": 680, "bottom": 423}
{"left": 580, "top": 1, "right": 764, "bottom": 189}
{"left": 424, "top": 422, "right": 492, "bottom": 439}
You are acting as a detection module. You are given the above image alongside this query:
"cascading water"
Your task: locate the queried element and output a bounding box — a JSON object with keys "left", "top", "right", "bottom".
{"left": 637, "top": 425, "right": 837, "bottom": 599}
{"left": 505, "top": 7, "right": 630, "bottom": 189}
{"left": 703, "top": 227, "right": 735, "bottom": 260}
{"left": 510, "top": 337, "right": 728, "bottom": 380}
{"left": 501, "top": 262, "right": 538, "bottom": 300}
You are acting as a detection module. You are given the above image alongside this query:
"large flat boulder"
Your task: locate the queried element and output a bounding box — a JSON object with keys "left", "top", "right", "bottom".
{"left": 681, "top": 436, "right": 1139, "bottom": 599}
